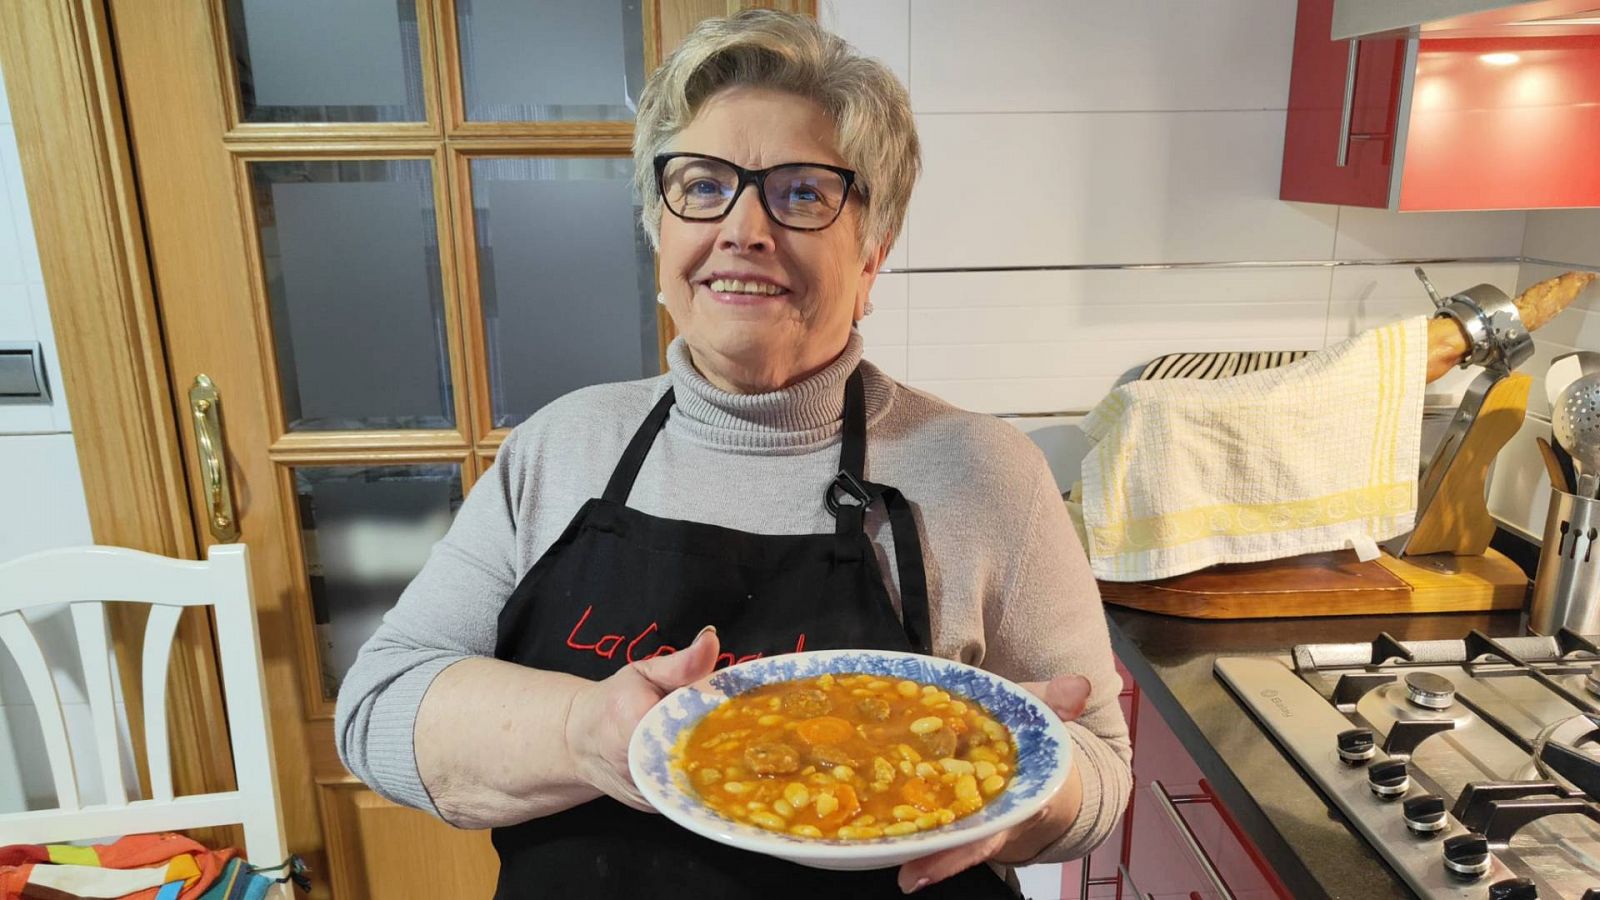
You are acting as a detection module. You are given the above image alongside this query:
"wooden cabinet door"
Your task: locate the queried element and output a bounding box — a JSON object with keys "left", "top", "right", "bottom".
{"left": 107, "top": 2, "right": 810, "bottom": 896}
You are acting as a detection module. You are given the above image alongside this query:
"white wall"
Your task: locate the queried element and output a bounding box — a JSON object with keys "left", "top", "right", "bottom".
{"left": 1488, "top": 212, "right": 1600, "bottom": 539}
{"left": 822, "top": 0, "right": 1528, "bottom": 494}
{"left": 0, "top": 61, "right": 123, "bottom": 815}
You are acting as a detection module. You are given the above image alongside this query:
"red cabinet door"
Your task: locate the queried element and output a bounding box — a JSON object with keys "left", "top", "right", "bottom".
{"left": 1058, "top": 663, "right": 1135, "bottom": 898}
{"left": 1122, "top": 666, "right": 1289, "bottom": 900}
{"left": 1280, "top": 0, "right": 1408, "bottom": 208}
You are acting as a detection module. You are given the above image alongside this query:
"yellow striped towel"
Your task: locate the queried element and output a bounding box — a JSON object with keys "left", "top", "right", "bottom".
{"left": 1079, "top": 316, "right": 1427, "bottom": 582}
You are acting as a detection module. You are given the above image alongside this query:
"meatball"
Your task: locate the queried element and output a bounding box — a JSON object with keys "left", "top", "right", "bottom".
{"left": 958, "top": 730, "right": 989, "bottom": 753}
{"left": 856, "top": 697, "right": 891, "bottom": 721}
{"left": 781, "top": 689, "right": 832, "bottom": 718}
{"left": 743, "top": 741, "right": 801, "bottom": 775}
{"left": 916, "top": 726, "right": 958, "bottom": 758}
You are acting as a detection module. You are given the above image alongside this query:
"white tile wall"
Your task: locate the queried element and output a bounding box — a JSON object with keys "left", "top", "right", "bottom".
{"left": 910, "top": 111, "right": 1340, "bottom": 269}
{"left": 816, "top": 0, "right": 909, "bottom": 272}
{"left": 1332, "top": 207, "right": 1527, "bottom": 261}
{"left": 0, "top": 58, "right": 111, "bottom": 815}
{"left": 907, "top": 0, "right": 1296, "bottom": 114}
{"left": 1489, "top": 412, "right": 1559, "bottom": 544}
{"left": 824, "top": 2, "right": 1536, "bottom": 489}
{"left": 1521, "top": 209, "right": 1600, "bottom": 269}
{"left": 818, "top": 0, "right": 908, "bottom": 90}
{"left": 1491, "top": 211, "right": 1600, "bottom": 540}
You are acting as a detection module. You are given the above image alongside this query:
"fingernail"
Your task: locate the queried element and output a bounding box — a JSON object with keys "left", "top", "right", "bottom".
{"left": 695, "top": 625, "right": 717, "bottom": 640}
{"left": 903, "top": 877, "right": 930, "bottom": 894}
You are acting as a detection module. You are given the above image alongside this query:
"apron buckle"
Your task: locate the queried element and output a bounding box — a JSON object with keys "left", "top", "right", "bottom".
{"left": 825, "top": 469, "right": 874, "bottom": 517}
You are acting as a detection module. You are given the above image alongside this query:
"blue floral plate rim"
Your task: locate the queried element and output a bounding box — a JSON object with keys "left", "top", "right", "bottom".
{"left": 627, "top": 648, "right": 1074, "bottom": 867}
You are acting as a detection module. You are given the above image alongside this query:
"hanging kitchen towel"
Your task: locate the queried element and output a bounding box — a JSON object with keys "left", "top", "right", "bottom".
{"left": 1079, "top": 316, "right": 1428, "bottom": 582}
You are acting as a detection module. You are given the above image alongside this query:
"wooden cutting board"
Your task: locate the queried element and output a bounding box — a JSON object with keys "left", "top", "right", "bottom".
{"left": 1097, "top": 547, "right": 1528, "bottom": 619}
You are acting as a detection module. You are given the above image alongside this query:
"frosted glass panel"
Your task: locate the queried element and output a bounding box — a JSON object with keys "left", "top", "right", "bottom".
{"left": 470, "top": 157, "right": 658, "bottom": 427}
{"left": 252, "top": 160, "right": 453, "bottom": 431}
{"left": 456, "top": 0, "right": 643, "bottom": 121}
{"left": 295, "top": 465, "right": 463, "bottom": 699}
{"left": 227, "top": 0, "right": 427, "bottom": 122}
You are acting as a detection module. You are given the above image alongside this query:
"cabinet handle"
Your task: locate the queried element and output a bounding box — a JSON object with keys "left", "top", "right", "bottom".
{"left": 1336, "top": 39, "right": 1361, "bottom": 167}
{"left": 189, "top": 374, "right": 240, "bottom": 542}
{"left": 1150, "top": 780, "right": 1235, "bottom": 900}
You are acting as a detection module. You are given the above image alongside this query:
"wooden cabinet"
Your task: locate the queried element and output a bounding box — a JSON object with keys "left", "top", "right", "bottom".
{"left": 1281, "top": 0, "right": 1600, "bottom": 210}
{"left": 1057, "top": 653, "right": 1286, "bottom": 900}
{"left": 93, "top": 1, "right": 814, "bottom": 896}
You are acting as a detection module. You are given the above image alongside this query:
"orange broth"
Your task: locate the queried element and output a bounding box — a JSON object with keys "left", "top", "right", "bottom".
{"left": 674, "top": 672, "right": 1016, "bottom": 840}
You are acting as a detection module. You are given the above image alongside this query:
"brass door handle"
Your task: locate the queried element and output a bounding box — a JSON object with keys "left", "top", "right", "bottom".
{"left": 189, "top": 374, "right": 239, "bottom": 542}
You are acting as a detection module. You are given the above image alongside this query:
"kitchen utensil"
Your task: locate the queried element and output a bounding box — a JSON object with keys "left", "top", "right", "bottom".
{"left": 1552, "top": 437, "right": 1580, "bottom": 496}
{"left": 1553, "top": 372, "right": 1600, "bottom": 498}
{"left": 1545, "top": 351, "right": 1600, "bottom": 411}
{"left": 629, "top": 649, "right": 1072, "bottom": 871}
{"left": 1530, "top": 486, "right": 1600, "bottom": 635}
{"left": 1537, "top": 436, "right": 1570, "bottom": 490}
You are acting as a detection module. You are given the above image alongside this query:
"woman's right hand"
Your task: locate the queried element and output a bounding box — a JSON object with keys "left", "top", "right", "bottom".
{"left": 564, "top": 625, "right": 722, "bottom": 811}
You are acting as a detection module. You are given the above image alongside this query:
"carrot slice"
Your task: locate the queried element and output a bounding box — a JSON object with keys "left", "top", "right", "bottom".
{"left": 816, "top": 784, "right": 861, "bottom": 831}
{"left": 793, "top": 716, "right": 854, "bottom": 746}
{"left": 900, "top": 777, "right": 941, "bottom": 812}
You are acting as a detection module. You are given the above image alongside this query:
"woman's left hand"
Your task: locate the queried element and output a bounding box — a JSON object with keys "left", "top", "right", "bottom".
{"left": 896, "top": 674, "right": 1093, "bottom": 894}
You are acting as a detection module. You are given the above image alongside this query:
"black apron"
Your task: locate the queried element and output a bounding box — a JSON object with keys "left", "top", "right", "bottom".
{"left": 490, "top": 368, "right": 1020, "bottom": 899}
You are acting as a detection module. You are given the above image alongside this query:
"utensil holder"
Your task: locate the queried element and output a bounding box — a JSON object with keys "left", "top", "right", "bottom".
{"left": 1530, "top": 486, "right": 1600, "bottom": 635}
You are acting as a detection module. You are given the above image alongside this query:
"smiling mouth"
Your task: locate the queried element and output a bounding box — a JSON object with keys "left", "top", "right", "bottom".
{"left": 706, "top": 278, "right": 789, "bottom": 296}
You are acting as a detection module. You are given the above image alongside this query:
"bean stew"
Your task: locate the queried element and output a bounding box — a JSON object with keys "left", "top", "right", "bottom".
{"left": 674, "top": 672, "right": 1016, "bottom": 840}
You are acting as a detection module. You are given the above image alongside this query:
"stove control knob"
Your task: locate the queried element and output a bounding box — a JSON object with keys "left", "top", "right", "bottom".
{"left": 1489, "top": 878, "right": 1537, "bottom": 899}
{"left": 1442, "top": 832, "right": 1492, "bottom": 880}
{"left": 1405, "top": 671, "right": 1457, "bottom": 710}
{"left": 1337, "top": 727, "right": 1376, "bottom": 764}
{"left": 1367, "top": 759, "right": 1410, "bottom": 799}
{"left": 1402, "top": 794, "right": 1447, "bottom": 835}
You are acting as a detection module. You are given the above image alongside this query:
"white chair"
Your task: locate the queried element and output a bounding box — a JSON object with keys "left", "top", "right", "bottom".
{"left": 0, "top": 544, "right": 287, "bottom": 873}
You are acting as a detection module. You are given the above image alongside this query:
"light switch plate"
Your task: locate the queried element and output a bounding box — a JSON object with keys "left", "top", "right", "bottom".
{"left": 0, "top": 341, "right": 50, "bottom": 404}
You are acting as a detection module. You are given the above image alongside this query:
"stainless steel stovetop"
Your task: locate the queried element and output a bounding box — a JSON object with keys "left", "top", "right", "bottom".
{"left": 1217, "top": 629, "right": 1600, "bottom": 899}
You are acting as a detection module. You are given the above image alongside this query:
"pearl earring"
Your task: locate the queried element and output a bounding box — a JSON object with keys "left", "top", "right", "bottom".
{"left": 656, "top": 291, "right": 666, "bottom": 306}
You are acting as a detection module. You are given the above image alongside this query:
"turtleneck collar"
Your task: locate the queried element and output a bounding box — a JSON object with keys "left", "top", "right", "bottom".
{"left": 664, "top": 330, "right": 896, "bottom": 451}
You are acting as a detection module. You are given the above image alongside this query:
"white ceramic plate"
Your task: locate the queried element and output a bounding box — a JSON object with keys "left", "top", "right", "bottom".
{"left": 628, "top": 649, "right": 1073, "bottom": 871}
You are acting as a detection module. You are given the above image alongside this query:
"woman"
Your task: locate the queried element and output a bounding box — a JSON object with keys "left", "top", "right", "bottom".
{"left": 336, "top": 10, "right": 1130, "bottom": 898}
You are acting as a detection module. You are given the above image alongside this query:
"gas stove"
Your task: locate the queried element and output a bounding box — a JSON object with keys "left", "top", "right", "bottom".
{"left": 1216, "top": 629, "right": 1600, "bottom": 899}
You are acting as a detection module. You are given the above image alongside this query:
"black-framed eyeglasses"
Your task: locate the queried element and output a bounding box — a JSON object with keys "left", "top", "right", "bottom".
{"left": 654, "top": 152, "right": 861, "bottom": 232}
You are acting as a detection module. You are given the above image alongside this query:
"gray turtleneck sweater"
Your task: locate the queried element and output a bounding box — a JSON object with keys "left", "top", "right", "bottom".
{"left": 335, "top": 332, "right": 1131, "bottom": 864}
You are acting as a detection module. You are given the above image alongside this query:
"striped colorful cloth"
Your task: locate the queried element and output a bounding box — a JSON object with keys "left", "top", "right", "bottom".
{"left": 1079, "top": 317, "right": 1427, "bottom": 581}
{"left": 0, "top": 833, "right": 249, "bottom": 900}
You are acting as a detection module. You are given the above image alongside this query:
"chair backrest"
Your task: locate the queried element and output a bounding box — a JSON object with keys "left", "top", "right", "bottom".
{"left": 0, "top": 544, "right": 286, "bottom": 870}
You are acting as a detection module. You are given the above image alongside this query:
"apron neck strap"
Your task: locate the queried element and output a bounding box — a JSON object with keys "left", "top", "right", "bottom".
{"left": 829, "top": 368, "right": 870, "bottom": 536}
{"left": 839, "top": 368, "right": 867, "bottom": 482}
{"left": 873, "top": 484, "right": 933, "bottom": 655}
{"left": 602, "top": 387, "right": 675, "bottom": 505}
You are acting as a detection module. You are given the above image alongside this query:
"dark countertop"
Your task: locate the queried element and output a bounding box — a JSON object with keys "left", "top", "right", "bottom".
{"left": 1106, "top": 606, "right": 1528, "bottom": 900}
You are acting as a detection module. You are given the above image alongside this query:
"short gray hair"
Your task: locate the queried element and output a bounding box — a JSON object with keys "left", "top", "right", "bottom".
{"left": 633, "top": 9, "right": 920, "bottom": 257}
